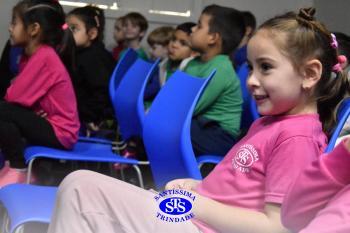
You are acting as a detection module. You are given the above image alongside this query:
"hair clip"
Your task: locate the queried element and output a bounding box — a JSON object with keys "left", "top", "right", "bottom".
{"left": 94, "top": 16, "right": 100, "bottom": 28}
{"left": 332, "top": 55, "right": 348, "bottom": 73}
{"left": 331, "top": 33, "right": 338, "bottom": 49}
{"left": 61, "top": 23, "right": 69, "bottom": 30}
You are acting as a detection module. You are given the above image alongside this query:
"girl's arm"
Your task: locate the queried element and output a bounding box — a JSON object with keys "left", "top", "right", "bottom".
{"left": 192, "top": 193, "right": 289, "bottom": 233}
{"left": 282, "top": 139, "right": 350, "bottom": 232}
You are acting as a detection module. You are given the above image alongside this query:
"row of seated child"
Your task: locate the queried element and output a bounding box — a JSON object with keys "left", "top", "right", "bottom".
{"left": 1, "top": 1, "right": 350, "bottom": 232}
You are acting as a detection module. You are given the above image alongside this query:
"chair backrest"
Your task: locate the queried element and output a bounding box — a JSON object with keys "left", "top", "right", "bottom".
{"left": 325, "top": 97, "right": 350, "bottom": 152}
{"left": 237, "top": 63, "right": 259, "bottom": 129}
{"left": 143, "top": 70, "right": 215, "bottom": 189}
{"left": 113, "top": 55, "right": 159, "bottom": 141}
{"left": 109, "top": 48, "right": 138, "bottom": 102}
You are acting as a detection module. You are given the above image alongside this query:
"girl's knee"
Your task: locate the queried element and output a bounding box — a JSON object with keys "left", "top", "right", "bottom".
{"left": 58, "top": 170, "right": 97, "bottom": 194}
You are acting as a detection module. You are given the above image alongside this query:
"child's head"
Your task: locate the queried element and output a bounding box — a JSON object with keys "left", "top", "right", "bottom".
{"left": 168, "top": 22, "right": 196, "bottom": 62}
{"left": 191, "top": 4, "right": 245, "bottom": 55}
{"left": 9, "top": 0, "right": 75, "bottom": 72}
{"left": 113, "top": 16, "right": 125, "bottom": 44}
{"left": 247, "top": 8, "right": 350, "bottom": 134}
{"left": 123, "top": 12, "right": 148, "bottom": 43}
{"left": 147, "top": 26, "right": 174, "bottom": 60}
{"left": 10, "top": 0, "right": 65, "bottom": 47}
{"left": 242, "top": 11, "right": 256, "bottom": 39}
{"left": 67, "top": 5, "right": 105, "bottom": 48}
{"left": 238, "top": 11, "right": 256, "bottom": 48}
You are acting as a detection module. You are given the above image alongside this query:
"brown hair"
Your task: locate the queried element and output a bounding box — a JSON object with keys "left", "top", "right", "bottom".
{"left": 259, "top": 8, "right": 350, "bottom": 135}
{"left": 147, "top": 26, "right": 174, "bottom": 46}
{"left": 123, "top": 12, "right": 148, "bottom": 34}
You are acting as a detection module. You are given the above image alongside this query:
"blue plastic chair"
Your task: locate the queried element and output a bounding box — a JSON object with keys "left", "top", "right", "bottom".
{"left": 325, "top": 97, "right": 350, "bottom": 153}
{"left": 143, "top": 70, "right": 215, "bottom": 189}
{"left": 24, "top": 53, "right": 160, "bottom": 188}
{"left": 78, "top": 48, "right": 138, "bottom": 145}
{"left": 0, "top": 184, "right": 57, "bottom": 233}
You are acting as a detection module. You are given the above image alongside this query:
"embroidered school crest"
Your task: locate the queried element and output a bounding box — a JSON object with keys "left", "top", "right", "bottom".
{"left": 232, "top": 144, "right": 259, "bottom": 173}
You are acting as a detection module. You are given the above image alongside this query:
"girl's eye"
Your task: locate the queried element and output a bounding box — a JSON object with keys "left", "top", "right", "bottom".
{"left": 261, "top": 63, "right": 272, "bottom": 72}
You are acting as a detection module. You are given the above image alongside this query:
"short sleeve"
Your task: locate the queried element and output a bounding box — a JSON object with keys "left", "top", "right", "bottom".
{"left": 265, "top": 136, "right": 321, "bottom": 204}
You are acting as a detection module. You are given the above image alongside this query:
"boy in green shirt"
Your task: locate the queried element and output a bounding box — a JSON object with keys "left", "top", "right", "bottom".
{"left": 185, "top": 5, "right": 245, "bottom": 156}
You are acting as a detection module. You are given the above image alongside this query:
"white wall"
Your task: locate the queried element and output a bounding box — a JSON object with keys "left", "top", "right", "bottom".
{"left": 201, "top": 0, "right": 313, "bottom": 26}
{"left": 1, "top": 0, "right": 350, "bottom": 55}
{"left": 314, "top": 0, "right": 350, "bottom": 35}
{"left": 0, "top": 0, "right": 17, "bottom": 51}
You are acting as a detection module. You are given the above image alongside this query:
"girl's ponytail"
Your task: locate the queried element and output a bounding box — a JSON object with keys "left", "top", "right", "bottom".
{"left": 58, "top": 23, "right": 76, "bottom": 75}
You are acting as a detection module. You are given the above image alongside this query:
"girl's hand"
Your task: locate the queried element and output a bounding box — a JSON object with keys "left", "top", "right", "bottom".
{"left": 165, "top": 178, "right": 201, "bottom": 191}
{"left": 36, "top": 110, "right": 48, "bottom": 118}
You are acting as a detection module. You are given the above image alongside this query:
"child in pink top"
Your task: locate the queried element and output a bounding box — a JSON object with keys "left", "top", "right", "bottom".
{"left": 282, "top": 139, "right": 350, "bottom": 233}
{"left": 47, "top": 7, "right": 349, "bottom": 233}
{"left": 0, "top": 0, "right": 79, "bottom": 186}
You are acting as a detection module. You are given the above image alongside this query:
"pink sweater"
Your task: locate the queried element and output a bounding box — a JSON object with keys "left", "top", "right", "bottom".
{"left": 282, "top": 140, "right": 350, "bottom": 233}
{"left": 5, "top": 45, "right": 80, "bottom": 149}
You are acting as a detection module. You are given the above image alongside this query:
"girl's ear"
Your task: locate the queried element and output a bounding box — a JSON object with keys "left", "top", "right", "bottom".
{"left": 28, "top": 22, "right": 41, "bottom": 37}
{"left": 301, "top": 59, "right": 322, "bottom": 90}
{"left": 87, "top": 27, "right": 98, "bottom": 41}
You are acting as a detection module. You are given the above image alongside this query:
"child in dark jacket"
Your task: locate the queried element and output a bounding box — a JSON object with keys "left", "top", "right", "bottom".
{"left": 66, "top": 5, "right": 115, "bottom": 135}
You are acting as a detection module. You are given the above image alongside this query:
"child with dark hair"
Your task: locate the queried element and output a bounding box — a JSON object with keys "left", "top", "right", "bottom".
{"left": 232, "top": 10, "right": 257, "bottom": 70}
{"left": 165, "top": 22, "right": 197, "bottom": 85}
{"left": 186, "top": 4, "right": 245, "bottom": 156}
{"left": 66, "top": 5, "right": 115, "bottom": 136}
{"left": 0, "top": 0, "right": 80, "bottom": 186}
{"left": 112, "top": 16, "right": 125, "bottom": 61}
{"left": 119, "top": 12, "right": 149, "bottom": 60}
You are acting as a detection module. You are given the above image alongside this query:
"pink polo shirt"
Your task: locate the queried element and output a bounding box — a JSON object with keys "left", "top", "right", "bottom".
{"left": 282, "top": 140, "right": 350, "bottom": 233}
{"left": 5, "top": 45, "right": 80, "bottom": 149}
{"left": 193, "top": 114, "right": 327, "bottom": 233}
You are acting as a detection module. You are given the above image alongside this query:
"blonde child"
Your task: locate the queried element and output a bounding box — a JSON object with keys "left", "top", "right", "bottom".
{"left": 46, "top": 6, "right": 350, "bottom": 233}
{"left": 144, "top": 26, "right": 174, "bottom": 102}
{"left": 0, "top": 0, "right": 79, "bottom": 186}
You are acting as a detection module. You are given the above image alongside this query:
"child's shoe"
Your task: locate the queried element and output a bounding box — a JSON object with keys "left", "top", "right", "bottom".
{"left": 113, "top": 149, "right": 136, "bottom": 170}
{"left": 0, "top": 162, "right": 27, "bottom": 188}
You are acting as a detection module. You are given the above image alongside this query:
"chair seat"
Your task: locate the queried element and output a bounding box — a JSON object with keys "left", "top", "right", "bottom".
{"left": 24, "top": 142, "right": 139, "bottom": 165}
{"left": 0, "top": 184, "right": 57, "bottom": 233}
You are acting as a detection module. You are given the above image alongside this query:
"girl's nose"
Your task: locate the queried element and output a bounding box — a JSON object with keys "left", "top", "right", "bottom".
{"left": 246, "top": 72, "right": 260, "bottom": 91}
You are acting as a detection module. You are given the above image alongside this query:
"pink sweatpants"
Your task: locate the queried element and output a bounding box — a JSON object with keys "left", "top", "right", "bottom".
{"left": 47, "top": 170, "right": 202, "bottom": 233}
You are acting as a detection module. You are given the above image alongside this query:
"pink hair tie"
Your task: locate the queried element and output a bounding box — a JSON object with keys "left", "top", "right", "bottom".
{"left": 61, "top": 23, "right": 69, "bottom": 30}
{"left": 332, "top": 55, "right": 348, "bottom": 73}
{"left": 331, "top": 33, "right": 338, "bottom": 49}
